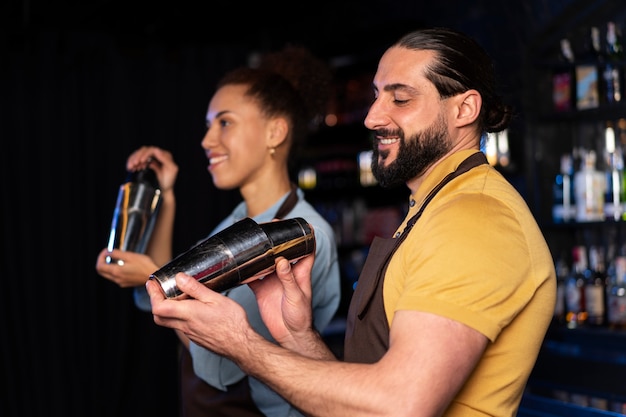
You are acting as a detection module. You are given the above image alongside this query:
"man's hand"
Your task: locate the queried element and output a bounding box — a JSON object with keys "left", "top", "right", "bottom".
{"left": 250, "top": 255, "right": 323, "bottom": 355}
{"left": 147, "top": 273, "right": 253, "bottom": 359}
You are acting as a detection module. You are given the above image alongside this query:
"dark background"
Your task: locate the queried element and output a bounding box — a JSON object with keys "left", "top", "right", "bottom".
{"left": 0, "top": 0, "right": 611, "bottom": 415}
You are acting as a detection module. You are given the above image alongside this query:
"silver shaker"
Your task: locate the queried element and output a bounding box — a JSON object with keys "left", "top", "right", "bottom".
{"left": 150, "top": 217, "right": 315, "bottom": 298}
{"left": 106, "top": 167, "right": 162, "bottom": 264}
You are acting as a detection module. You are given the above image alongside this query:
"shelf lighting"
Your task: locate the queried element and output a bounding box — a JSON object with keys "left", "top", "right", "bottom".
{"left": 358, "top": 150, "right": 377, "bottom": 186}
{"left": 298, "top": 166, "right": 317, "bottom": 190}
{"left": 484, "top": 129, "right": 510, "bottom": 168}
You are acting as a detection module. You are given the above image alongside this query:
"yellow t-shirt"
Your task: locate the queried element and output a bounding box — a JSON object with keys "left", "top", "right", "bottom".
{"left": 385, "top": 150, "right": 556, "bottom": 416}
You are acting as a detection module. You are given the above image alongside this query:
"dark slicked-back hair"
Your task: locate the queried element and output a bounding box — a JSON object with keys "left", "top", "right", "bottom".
{"left": 394, "top": 27, "right": 513, "bottom": 135}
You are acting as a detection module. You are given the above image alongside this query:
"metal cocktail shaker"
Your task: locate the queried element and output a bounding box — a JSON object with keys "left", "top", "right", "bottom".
{"left": 106, "top": 167, "right": 162, "bottom": 264}
{"left": 150, "top": 217, "right": 315, "bottom": 298}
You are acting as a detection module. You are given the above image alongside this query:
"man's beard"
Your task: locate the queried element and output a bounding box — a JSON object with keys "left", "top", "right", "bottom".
{"left": 371, "top": 113, "right": 451, "bottom": 188}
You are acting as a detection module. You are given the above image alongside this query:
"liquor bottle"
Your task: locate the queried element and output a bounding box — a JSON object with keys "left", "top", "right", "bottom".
{"left": 565, "top": 245, "right": 588, "bottom": 328}
{"left": 607, "top": 254, "right": 626, "bottom": 329}
{"left": 554, "top": 253, "right": 569, "bottom": 324}
{"left": 553, "top": 38, "right": 575, "bottom": 112}
{"left": 604, "top": 21, "right": 624, "bottom": 104}
{"left": 575, "top": 27, "right": 600, "bottom": 110}
{"left": 604, "top": 125, "right": 624, "bottom": 221}
{"left": 582, "top": 26, "right": 603, "bottom": 67}
{"left": 574, "top": 149, "right": 606, "bottom": 222}
{"left": 552, "top": 153, "right": 576, "bottom": 223}
{"left": 604, "top": 125, "right": 624, "bottom": 220}
{"left": 559, "top": 37, "right": 575, "bottom": 63}
{"left": 585, "top": 245, "right": 607, "bottom": 326}
{"left": 585, "top": 26, "right": 610, "bottom": 106}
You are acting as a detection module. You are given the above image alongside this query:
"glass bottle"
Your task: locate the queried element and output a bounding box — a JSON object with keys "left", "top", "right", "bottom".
{"left": 554, "top": 253, "right": 569, "bottom": 324}
{"left": 574, "top": 149, "right": 606, "bottom": 222}
{"left": 553, "top": 38, "right": 575, "bottom": 112}
{"left": 607, "top": 254, "right": 626, "bottom": 329}
{"left": 553, "top": 153, "right": 575, "bottom": 223}
{"left": 604, "top": 125, "right": 624, "bottom": 220}
{"left": 604, "top": 21, "right": 624, "bottom": 104}
{"left": 585, "top": 245, "right": 607, "bottom": 326}
{"left": 565, "top": 245, "right": 588, "bottom": 328}
{"left": 575, "top": 27, "right": 600, "bottom": 110}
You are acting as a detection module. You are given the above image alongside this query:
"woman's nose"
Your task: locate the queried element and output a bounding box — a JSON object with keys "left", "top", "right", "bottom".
{"left": 201, "top": 127, "right": 214, "bottom": 150}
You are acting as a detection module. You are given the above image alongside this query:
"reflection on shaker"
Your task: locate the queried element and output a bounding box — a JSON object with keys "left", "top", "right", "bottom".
{"left": 150, "top": 217, "right": 315, "bottom": 298}
{"left": 106, "top": 167, "right": 162, "bottom": 264}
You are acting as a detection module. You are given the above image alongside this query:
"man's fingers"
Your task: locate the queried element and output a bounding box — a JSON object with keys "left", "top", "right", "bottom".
{"left": 146, "top": 278, "right": 166, "bottom": 300}
{"left": 275, "top": 257, "right": 296, "bottom": 285}
{"left": 174, "top": 272, "right": 219, "bottom": 302}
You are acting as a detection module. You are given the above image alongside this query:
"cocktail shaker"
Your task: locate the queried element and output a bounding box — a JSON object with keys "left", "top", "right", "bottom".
{"left": 106, "top": 167, "right": 162, "bottom": 263}
{"left": 150, "top": 217, "right": 315, "bottom": 298}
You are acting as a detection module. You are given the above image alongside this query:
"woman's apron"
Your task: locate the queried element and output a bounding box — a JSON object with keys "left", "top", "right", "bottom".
{"left": 180, "top": 185, "right": 299, "bottom": 417}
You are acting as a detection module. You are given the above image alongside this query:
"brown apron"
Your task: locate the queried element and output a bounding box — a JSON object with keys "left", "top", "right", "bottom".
{"left": 344, "top": 152, "right": 488, "bottom": 363}
{"left": 180, "top": 184, "right": 299, "bottom": 417}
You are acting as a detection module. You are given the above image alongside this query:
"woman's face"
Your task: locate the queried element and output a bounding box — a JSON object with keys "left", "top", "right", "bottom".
{"left": 201, "top": 84, "right": 273, "bottom": 190}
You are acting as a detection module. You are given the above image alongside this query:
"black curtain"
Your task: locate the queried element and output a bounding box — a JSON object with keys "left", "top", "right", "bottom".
{"left": 2, "top": 30, "right": 246, "bottom": 416}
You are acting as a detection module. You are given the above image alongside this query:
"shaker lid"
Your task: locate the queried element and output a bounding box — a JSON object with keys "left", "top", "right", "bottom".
{"left": 126, "top": 167, "right": 160, "bottom": 188}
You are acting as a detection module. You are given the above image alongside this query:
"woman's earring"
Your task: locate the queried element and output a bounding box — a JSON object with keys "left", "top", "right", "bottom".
{"left": 269, "top": 147, "right": 276, "bottom": 157}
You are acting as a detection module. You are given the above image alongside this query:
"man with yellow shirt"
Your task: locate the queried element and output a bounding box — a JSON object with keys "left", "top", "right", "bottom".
{"left": 147, "top": 27, "right": 556, "bottom": 417}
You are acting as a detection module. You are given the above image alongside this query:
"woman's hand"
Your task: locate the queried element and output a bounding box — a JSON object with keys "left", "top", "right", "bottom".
{"left": 126, "top": 146, "right": 179, "bottom": 193}
{"left": 95, "top": 248, "right": 159, "bottom": 288}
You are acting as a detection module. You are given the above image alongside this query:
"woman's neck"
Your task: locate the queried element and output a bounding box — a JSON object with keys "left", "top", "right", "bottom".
{"left": 241, "top": 178, "right": 292, "bottom": 218}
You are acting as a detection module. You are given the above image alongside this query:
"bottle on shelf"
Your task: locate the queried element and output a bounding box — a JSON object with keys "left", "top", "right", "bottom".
{"left": 554, "top": 253, "right": 569, "bottom": 324}
{"left": 582, "top": 26, "right": 603, "bottom": 68}
{"left": 607, "top": 164, "right": 624, "bottom": 222}
{"left": 607, "top": 251, "right": 626, "bottom": 329}
{"left": 565, "top": 245, "right": 588, "bottom": 328}
{"left": 552, "top": 38, "right": 575, "bottom": 112}
{"left": 559, "top": 37, "right": 575, "bottom": 63}
{"left": 574, "top": 149, "right": 606, "bottom": 222}
{"left": 604, "top": 21, "right": 624, "bottom": 104}
{"left": 585, "top": 245, "right": 607, "bottom": 326}
{"left": 604, "top": 124, "right": 624, "bottom": 220}
{"left": 575, "top": 27, "right": 601, "bottom": 110}
{"left": 553, "top": 153, "right": 576, "bottom": 223}
{"left": 618, "top": 120, "right": 626, "bottom": 222}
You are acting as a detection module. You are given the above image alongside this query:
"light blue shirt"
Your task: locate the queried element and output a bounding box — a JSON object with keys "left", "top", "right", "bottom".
{"left": 135, "top": 187, "right": 341, "bottom": 417}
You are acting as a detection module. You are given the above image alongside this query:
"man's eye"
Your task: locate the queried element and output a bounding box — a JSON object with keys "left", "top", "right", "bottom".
{"left": 393, "top": 98, "right": 409, "bottom": 104}
{"left": 219, "top": 119, "right": 230, "bottom": 127}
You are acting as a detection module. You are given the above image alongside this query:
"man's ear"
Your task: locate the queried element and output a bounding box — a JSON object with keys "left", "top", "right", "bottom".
{"left": 267, "top": 117, "right": 289, "bottom": 148}
{"left": 453, "top": 89, "right": 481, "bottom": 128}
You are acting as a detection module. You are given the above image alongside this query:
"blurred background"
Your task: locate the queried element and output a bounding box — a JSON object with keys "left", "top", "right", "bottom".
{"left": 2, "top": 0, "right": 623, "bottom": 416}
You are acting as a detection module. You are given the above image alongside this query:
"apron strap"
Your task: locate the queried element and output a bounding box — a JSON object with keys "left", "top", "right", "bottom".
{"left": 274, "top": 183, "right": 299, "bottom": 220}
{"left": 403, "top": 151, "right": 488, "bottom": 235}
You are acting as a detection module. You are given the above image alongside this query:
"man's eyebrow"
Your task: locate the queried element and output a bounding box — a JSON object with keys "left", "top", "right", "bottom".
{"left": 383, "top": 83, "right": 419, "bottom": 94}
